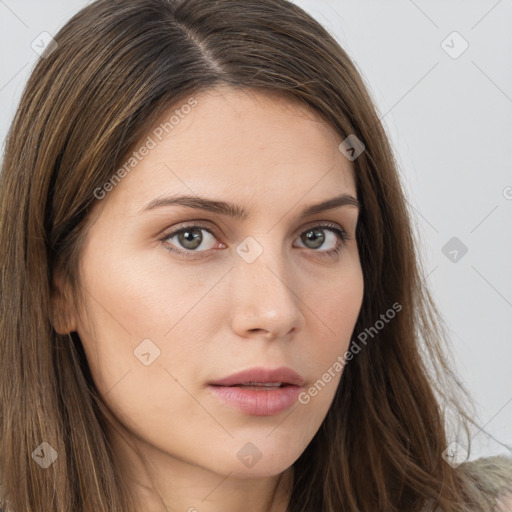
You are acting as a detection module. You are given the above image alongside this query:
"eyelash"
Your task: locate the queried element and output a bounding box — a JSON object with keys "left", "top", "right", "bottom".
{"left": 159, "top": 222, "right": 351, "bottom": 260}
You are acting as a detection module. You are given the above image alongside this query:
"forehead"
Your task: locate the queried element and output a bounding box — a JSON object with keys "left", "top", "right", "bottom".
{"left": 95, "top": 86, "right": 357, "bottom": 218}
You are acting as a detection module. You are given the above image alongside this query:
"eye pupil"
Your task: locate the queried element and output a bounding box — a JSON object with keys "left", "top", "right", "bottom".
{"left": 302, "top": 228, "right": 325, "bottom": 249}
{"left": 178, "top": 228, "right": 203, "bottom": 250}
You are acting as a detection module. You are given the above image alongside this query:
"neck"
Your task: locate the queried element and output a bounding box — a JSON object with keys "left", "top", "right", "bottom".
{"left": 108, "top": 423, "right": 293, "bottom": 512}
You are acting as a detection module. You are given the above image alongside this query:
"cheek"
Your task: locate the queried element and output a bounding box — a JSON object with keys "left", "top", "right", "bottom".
{"left": 77, "top": 237, "right": 221, "bottom": 341}
{"left": 301, "top": 262, "right": 363, "bottom": 397}
{"left": 318, "top": 260, "right": 364, "bottom": 347}
{"left": 74, "top": 245, "right": 242, "bottom": 421}
{"left": 73, "top": 243, "right": 204, "bottom": 396}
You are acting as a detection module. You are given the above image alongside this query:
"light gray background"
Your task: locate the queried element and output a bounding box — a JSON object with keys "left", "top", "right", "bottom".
{"left": 1, "top": 0, "right": 511, "bottom": 461}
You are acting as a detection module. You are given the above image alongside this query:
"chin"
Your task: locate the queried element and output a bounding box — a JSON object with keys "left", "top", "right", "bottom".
{"left": 206, "top": 438, "right": 305, "bottom": 478}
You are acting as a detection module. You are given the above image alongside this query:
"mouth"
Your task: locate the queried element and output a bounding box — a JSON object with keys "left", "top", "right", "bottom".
{"left": 209, "top": 366, "right": 305, "bottom": 388}
{"left": 220, "top": 382, "right": 287, "bottom": 390}
{"left": 208, "top": 366, "right": 305, "bottom": 416}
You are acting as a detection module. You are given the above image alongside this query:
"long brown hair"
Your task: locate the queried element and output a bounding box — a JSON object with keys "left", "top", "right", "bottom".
{"left": 0, "top": 0, "right": 510, "bottom": 511}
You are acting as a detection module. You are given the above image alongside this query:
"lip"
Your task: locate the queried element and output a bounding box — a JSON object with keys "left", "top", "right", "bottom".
{"left": 209, "top": 366, "right": 305, "bottom": 387}
{"left": 208, "top": 366, "right": 305, "bottom": 416}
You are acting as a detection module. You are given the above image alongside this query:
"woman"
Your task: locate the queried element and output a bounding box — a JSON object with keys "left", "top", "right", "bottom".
{"left": 0, "top": 0, "right": 510, "bottom": 510}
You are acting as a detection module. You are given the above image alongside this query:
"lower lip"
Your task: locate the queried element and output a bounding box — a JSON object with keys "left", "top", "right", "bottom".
{"left": 208, "top": 385, "right": 303, "bottom": 416}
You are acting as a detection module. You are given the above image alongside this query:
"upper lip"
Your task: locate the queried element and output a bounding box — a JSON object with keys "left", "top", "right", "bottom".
{"left": 209, "top": 366, "right": 305, "bottom": 387}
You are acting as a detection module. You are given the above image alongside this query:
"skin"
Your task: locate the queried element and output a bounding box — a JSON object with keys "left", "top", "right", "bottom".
{"left": 52, "top": 86, "right": 364, "bottom": 512}
{"left": 496, "top": 493, "right": 512, "bottom": 512}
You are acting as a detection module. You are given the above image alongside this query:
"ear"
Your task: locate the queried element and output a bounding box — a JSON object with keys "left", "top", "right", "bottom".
{"left": 50, "top": 269, "right": 78, "bottom": 335}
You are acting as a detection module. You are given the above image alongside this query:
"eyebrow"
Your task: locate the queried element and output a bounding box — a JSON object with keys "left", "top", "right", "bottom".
{"left": 138, "top": 193, "right": 360, "bottom": 219}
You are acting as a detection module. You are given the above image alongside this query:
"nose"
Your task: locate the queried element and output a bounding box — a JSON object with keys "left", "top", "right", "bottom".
{"left": 229, "top": 241, "right": 306, "bottom": 340}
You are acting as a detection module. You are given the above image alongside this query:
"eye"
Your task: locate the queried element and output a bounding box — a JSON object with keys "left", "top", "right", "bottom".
{"left": 161, "top": 224, "right": 222, "bottom": 255}
{"left": 293, "top": 223, "right": 349, "bottom": 257}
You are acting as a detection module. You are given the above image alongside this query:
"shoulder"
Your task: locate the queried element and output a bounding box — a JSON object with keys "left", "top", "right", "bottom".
{"left": 460, "top": 454, "right": 512, "bottom": 511}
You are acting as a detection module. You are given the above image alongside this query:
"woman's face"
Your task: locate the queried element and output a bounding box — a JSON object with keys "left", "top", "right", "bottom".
{"left": 64, "top": 86, "right": 363, "bottom": 482}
